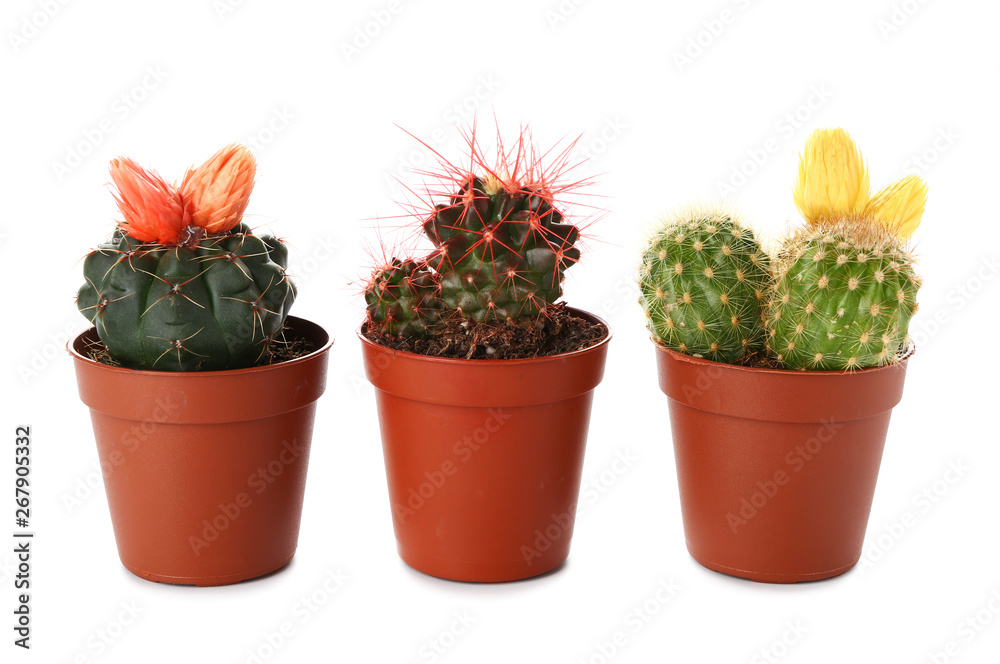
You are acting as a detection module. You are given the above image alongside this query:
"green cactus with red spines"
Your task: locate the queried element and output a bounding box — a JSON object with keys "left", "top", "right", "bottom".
{"left": 364, "top": 258, "right": 443, "bottom": 338}
{"left": 365, "top": 128, "right": 586, "bottom": 338}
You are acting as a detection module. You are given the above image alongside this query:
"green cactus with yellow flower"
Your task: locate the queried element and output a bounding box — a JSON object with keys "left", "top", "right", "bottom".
{"left": 768, "top": 128, "right": 925, "bottom": 370}
{"left": 640, "top": 127, "right": 927, "bottom": 371}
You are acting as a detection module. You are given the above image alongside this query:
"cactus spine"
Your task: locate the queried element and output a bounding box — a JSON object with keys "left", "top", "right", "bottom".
{"left": 639, "top": 205, "right": 771, "bottom": 364}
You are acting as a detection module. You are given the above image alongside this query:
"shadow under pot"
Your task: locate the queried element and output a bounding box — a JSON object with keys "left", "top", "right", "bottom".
{"left": 68, "top": 316, "right": 333, "bottom": 587}
{"left": 655, "top": 345, "right": 911, "bottom": 583}
{"left": 360, "top": 308, "right": 611, "bottom": 583}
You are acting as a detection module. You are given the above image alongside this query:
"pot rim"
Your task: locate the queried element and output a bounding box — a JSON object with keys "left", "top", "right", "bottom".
{"left": 67, "top": 315, "right": 334, "bottom": 378}
{"left": 652, "top": 340, "right": 914, "bottom": 376}
{"left": 356, "top": 305, "right": 612, "bottom": 366}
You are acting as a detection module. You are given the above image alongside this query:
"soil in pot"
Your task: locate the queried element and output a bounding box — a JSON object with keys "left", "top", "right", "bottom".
{"left": 362, "top": 303, "right": 608, "bottom": 360}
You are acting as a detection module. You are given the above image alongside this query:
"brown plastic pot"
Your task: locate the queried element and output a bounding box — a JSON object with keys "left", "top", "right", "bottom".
{"left": 656, "top": 345, "right": 910, "bottom": 583}
{"left": 360, "top": 308, "right": 610, "bottom": 582}
{"left": 69, "top": 316, "right": 332, "bottom": 586}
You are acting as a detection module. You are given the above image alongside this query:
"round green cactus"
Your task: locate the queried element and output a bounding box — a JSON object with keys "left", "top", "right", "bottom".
{"left": 77, "top": 224, "right": 295, "bottom": 371}
{"left": 364, "top": 258, "right": 443, "bottom": 338}
{"left": 766, "top": 218, "right": 920, "bottom": 370}
{"left": 77, "top": 145, "right": 296, "bottom": 371}
{"left": 639, "top": 204, "right": 771, "bottom": 364}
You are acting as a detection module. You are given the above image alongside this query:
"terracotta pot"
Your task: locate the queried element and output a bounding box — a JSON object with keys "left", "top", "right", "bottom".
{"left": 69, "top": 316, "right": 333, "bottom": 586}
{"left": 655, "top": 345, "right": 910, "bottom": 583}
{"left": 360, "top": 308, "right": 611, "bottom": 582}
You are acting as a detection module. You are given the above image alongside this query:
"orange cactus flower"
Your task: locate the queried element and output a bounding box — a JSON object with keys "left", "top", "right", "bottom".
{"left": 179, "top": 144, "right": 257, "bottom": 234}
{"left": 108, "top": 158, "right": 188, "bottom": 244}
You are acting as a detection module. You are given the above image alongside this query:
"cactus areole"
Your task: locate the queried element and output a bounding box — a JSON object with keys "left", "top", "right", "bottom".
{"left": 77, "top": 145, "right": 296, "bottom": 371}
{"left": 363, "top": 127, "right": 606, "bottom": 355}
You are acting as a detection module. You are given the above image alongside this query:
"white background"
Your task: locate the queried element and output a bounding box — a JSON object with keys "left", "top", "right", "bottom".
{"left": 3, "top": 0, "right": 998, "bottom": 662}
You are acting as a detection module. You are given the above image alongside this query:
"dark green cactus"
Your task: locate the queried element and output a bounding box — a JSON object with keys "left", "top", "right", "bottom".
{"left": 365, "top": 133, "right": 583, "bottom": 339}
{"left": 767, "top": 218, "right": 919, "bottom": 370}
{"left": 639, "top": 205, "right": 771, "bottom": 364}
{"left": 426, "top": 176, "right": 579, "bottom": 321}
{"left": 77, "top": 224, "right": 295, "bottom": 371}
{"left": 77, "top": 145, "right": 296, "bottom": 371}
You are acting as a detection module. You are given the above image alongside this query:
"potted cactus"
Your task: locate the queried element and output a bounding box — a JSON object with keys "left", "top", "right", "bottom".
{"left": 359, "top": 127, "right": 611, "bottom": 582}
{"left": 639, "top": 129, "right": 925, "bottom": 583}
{"left": 69, "top": 145, "right": 333, "bottom": 586}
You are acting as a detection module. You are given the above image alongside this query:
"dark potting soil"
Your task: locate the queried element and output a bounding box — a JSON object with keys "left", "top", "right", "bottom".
{"left": 83, "top": 331, "right": 316, "bottom": 369}
{"left": 362, "top": 303, "right": 609, "bottom": 360}
{"left": 741, "top": 352, "right": 784, "bottom": 370}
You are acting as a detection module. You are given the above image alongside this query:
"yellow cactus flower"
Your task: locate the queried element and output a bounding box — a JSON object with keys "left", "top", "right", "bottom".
{"left": 793, "top": 128, "right": 870, "bottom": 224}
{"left": 864, "top": 175, "right": 927, "bottom": 240}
